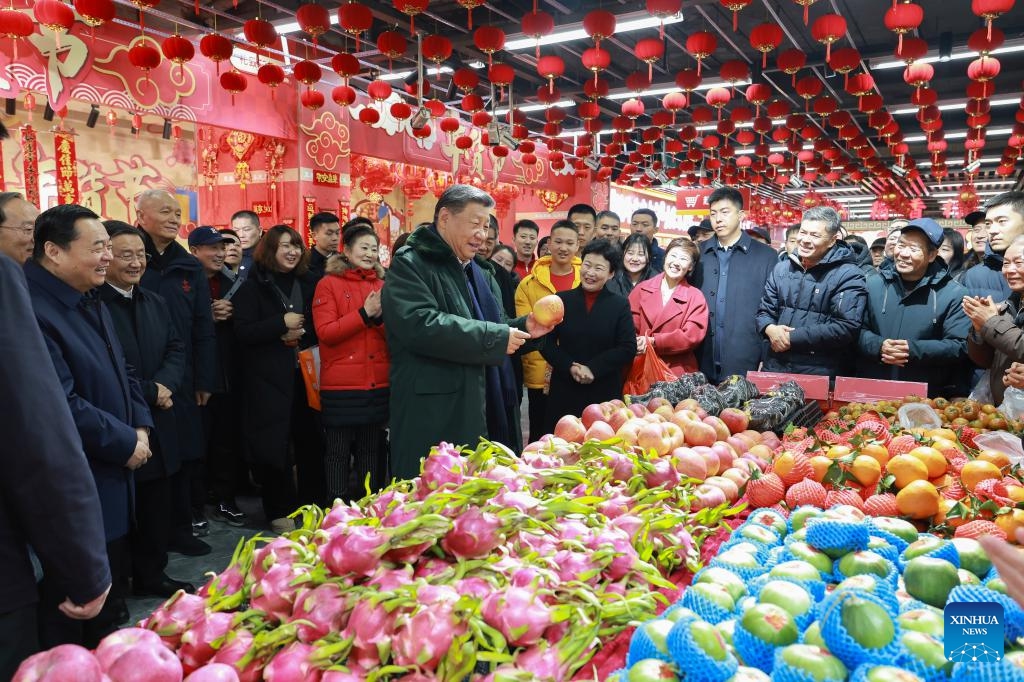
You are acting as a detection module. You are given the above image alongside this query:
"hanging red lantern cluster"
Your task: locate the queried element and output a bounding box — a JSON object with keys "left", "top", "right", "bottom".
{"left": 521, "top": 9, "right": 554, "bottom": 59}
{"left": 972, "top": 0, "right": 1015, "bottom": 40}
{"left": 243, "top": 18, "right": 278, "bottom": 65}
{"left": 685, "top": 31, "right": 717, "bottom": 76}
{"left": 338, "top": 1, "right": 373, "bottom": 47}
{"left": 646, "top": 0, "right": 682, "bottom": 38}
{"left": 884, "top": 3, "right": 924, "bottom": 52}
{"left": 296, "top": 3, "right": 330, "bottom": 46}
{"left": 473, "top": 25, "right": 505, "bottom": 67}
{"left": 634, "top": 37, "right": 664, "bottom": 80}
{"left": 1, "top": 6, "right": 34, "bottom": 60}
{"left": 161, "top": 34, "right": 195, "bottom": 78}
{"left": 393, "top": 0, "right": 429, "bottom": 35}
{"left": 811, "top": 14, "right": 846, "bottom": 60}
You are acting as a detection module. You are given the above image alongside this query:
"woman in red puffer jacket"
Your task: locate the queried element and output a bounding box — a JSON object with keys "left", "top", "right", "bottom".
{"left": 312, "top": 222, "right": 389, "bottom": 502}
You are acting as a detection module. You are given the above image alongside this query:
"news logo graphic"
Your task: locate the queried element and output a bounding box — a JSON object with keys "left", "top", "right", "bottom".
{"left": 944, "top": 602, "right": 1004, "bottom": 663}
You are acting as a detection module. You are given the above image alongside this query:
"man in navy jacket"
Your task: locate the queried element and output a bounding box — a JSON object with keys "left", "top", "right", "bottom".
{"left": 0, "top": 252, "right": 110, "bottom": 679}
{"left": 24, "top": 204, "right": 153, "bottom": 648}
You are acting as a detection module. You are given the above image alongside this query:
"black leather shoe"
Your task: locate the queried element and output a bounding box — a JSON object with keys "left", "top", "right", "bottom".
{"left": 213, "top": 501, "right": 247, "bottom": 526}
{"left": 134, "top": 576, "right": 196, "bottom": 598}
{"left": 168, "top": 535, "right": 212, "bottom": 556}
{"left": 192, "top": 509, "right": 210, "bottom": 537}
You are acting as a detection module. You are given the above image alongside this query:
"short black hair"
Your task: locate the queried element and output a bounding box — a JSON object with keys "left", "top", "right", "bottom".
{"left": 102, "top": 220, "right": 142, "bottom": 240}
{"left": 631, "top": 208, "right": 658, "bottom": 224}
{"left": 230, "top": 210, "right": 260, "bottom": 226}
{"left": 549, "top": 219, "right": 578, "bottom": 237}
{"left": 490, "top": 244, "right": 517, "bottom": 267}
{"left": 537, "top": 235, "right": 550, "bottom": 253}
{"left": 845, "top": 234, "right": 867, "bottom": 247}
{"left": 513, "top": 219, "right": 540, "bottom": 236}
{"left": 309, "top": 212, "right": 340, "bottom": 233}
{"left": 34, "top": 204, "right": 100, "bottom": 261}
{"left": 581, "top": 238, "right": 623, "bottom": 274}
{"left": 487, "top": 214, "right": 499, "bottom": 238}
{"left": 596, "top": 209, "right": 620, "bottom": 223}
{"left": 219, "top": 228, "right": 241, "bottom": 241}
{"left": 567, "top": 203, "right": 597, "bottom": 222}
{"left": 343, "top": 216, "right": 374, "bottom": 231}
{"left": 708, "top": 186, "right": 744, "bottom": 211}
{"left": 785, "top": 224, "right": 800, "bottom": 239}
{"left": 0, "top": 192, "right": 25, "bottom": 225}
{"left": 342, "top": 221, "right": 378, "bottom": 247}
{"left": 987, "top": 191, "right": 1024, "bottom": 221}
{"left": 434, "top": 184, "right": 494, "bottom": 223}
{"left": 870, "top": 238, "right": 886, "bottom": 250}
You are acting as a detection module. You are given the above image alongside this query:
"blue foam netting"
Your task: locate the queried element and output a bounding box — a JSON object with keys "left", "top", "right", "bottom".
{"left": 898, "top": 599, "right": 935, "bottom": 615}
{"left": 665, "top": 618, "right": 739, "bottom": 682}
{"left": 760, "top": 572, "right": 827, "bottom": 604}
{"left": 627, "top": 624, "right": 674, "bottom": 667}
{"left": 850, "top": 662, "right": 925, "bottom": 682}
{"left": 895, "top": 647, "right": 953, "bottom": 682}
{"left": 787, "top": 506, "right": 823, "bottom": 533}
{"left": 867, "top": 524, "right": 911, "bottom": 552}
{"left": 899, "top": 539, "right": 961, "bottom": 571}
{"left": 867, "top": 541, "right": 901, "bottom": 565}
{"left": 832, "top": 574, "right": 901, "bottom": 614}
{"left": 733, "top": 617, "right": 787, "bottom": 674}
{"left": 772, "top": 647, "right": 847, "bottom": 682}
{"left": 951, "top": 659, "right": 1024, "bottom": 682}
{"left": 680, "top": 586, "right": 736, "bottom": 625}
{"left": 765, "top": 545, "right": 789, "bottom": 569}
{"left": 606, "top": 668, "right": 629, "bottom": 682}
{"left": 947, "top": 584, "right": 1024, "bottom": 643}
{"left": 819, "top": 589, "right": 903, "bottom": 670}
{"left": 662, "top": 602, "right": 701, "bottom": 623}
{"left": 718, "top": 538, "right": 774, "bottom": 563}
{"left": 708, "top": 554, "right": 768, "bottom": 582}
{"left": 834, "top": 555, "right": 899, "bottom": 588}
{"left": 749, "top": 509, "right": 789, "bottom": 536}
{"left": 806, "top": 519, "right": 870, "bottom": 554}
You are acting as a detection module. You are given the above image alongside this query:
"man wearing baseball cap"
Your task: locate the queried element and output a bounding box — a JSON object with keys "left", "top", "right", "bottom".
{"left": 687, "top": 218, "right": 715, "bottom": 244}
{"left": 856, "top": 218, "right": 970, "bottom": 396}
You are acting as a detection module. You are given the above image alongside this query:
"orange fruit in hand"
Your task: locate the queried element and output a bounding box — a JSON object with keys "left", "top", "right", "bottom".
{"left": 961, "top": 460, "right": 1002, "bottom": 493}
{"left": 887, "top": 454, "right": 930, "bottom": 489}
{"left": 896, "top": 480, "right": 941, "bottom": 520}
{"left": 858, "top": 442, "right": 890, "bottom": 468}
{"left": 906, "top": 446, "right": 947, "bottom": 479}
{"left": 850, "top": 455, "right": 882, "bottom": 487}
{"left": 826, "top": 444, "right": 853, "bottom": 460}
{"left": 976, "top": 449, "right": 1011, "bottom": 472}
{"left": 994, "top": 509, "right": 1024, "bottom": 541}
{"left": 809, "top": 455, "right": 833, "bottom": 483}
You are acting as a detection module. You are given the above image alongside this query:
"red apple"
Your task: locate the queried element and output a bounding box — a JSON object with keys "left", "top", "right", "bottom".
{"left": 719, "top": 407, "right": 750, "bottom": 435}
{"left": 675, "top": 398, "right": 708, "bottom": 419}
{"left": 553, "top": 415, "right": 585, "bottom": 443}
{"left": 721, "top": 466, "right": 750, "bottom": 488}
{"left": 703, "top": 415, "right": 730, "bottom": 442}
{"left": 693, "top": 483, "right": 728, "bottom": 510}
{"left": 741, "top": 429, "right": 763, "bottom": 443}
{"left": 692, "top": 446, "right": 721, "bottom": 477}
{"left": 682, "top": 419, "right": 717, "bottom": 447}
{"left": 585, "top": 420, "right": 615, "bottom": 442}
{"left": 638, "top": 422, "right": 673, "bottom": 456}
{"left": 532, "top": 294, "right": 565, "bottom": 326}
{"left": 672, "top": 447, "right": 708, "bottom": 480}
{"left": 615, "top": 419, "right": 642, "bottom": 446}
{"left": 581, "top": 403, "right": 608, "bottom": 429}
{"left": 710, "top": 441, "right": 737, "bottom": 470}
{"left": 663, "top": 422, "right": 685, "bottom": 450}
{"left": 607, "top": 407, "right": 631, "bottom": 430}
{"left": 705, "top": 475, "right": 740, "bottom": 502}
{"left": 726, "top": 434, "right": 751, "bottom": 455}
{"left": 628, "top": 403, "right": 648, "bottom": 417}
{"left": 654, "top": 404, "right": 676, "bottom": 421}
{"left": 608, "top": 399, "right": 626, "bottom": 409}
{"left": 647, "top": 396, "right": 672, "bottom": 411}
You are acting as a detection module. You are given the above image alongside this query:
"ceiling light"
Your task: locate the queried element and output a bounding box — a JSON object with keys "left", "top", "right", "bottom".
{"left": 939, "top": 32, "right": 953, "bottom": 62}
{"left": 467, "top": 61, "right": 486, "bottom": 69}
{"left": 918, "top": 156, "right": 1003, "bottom": 168}
{"left": 902, "top": 128, "right": 1013, "bottom": 143}
{"left": 273, "top": 15, "right": 339, "bottom": 35}
{"left": 871, "top": 42, "right": 1024, "bottom": 69}
{"left": 892, "top": 97, "right": 1020, "bottom": 115}
{"left": 606, "top": 80, "right": 750, "bottom": 101}
{"left": 495, "top": 100, "right": 574, "bottom": 114}
{"left": 504, "top": 12, "right": 684, "bottom": 51}
{"left": 379, "top": 66, "right": 453, "bottom": 82}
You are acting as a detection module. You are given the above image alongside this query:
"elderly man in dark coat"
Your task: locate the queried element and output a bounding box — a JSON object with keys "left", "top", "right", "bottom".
{"left": 382, "top": 185, "right": 553, "bottom": 480}
{"left": 99, "top": 222, "right": 193, "bottom": 597}
{"left": 135, "top": 189, "right": 217, "bottom": 552}
{"left": 0, "top": 252, "right": 110, "bottom": 680}
{"left": 756, "top": 206, "right": 868, "bottom": 378}
{"left": 24, "top": 204, "right": 153, "bottom": 648}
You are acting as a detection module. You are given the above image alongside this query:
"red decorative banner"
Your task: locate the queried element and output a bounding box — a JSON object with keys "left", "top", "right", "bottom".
{"left": 313, "top": 169, "right": 340, "bottom": 187}
{"left": 302, "top": 196, "right": 317, "bottom": 245}
{"left": 338, "top": 199, "right": 349, "bottom": 225}
{"left": 21, "top": 126, "right": 39, "bottom": 207}
{"left": 252, "top": 201, "right": 273, "bottom": 217}
{"left": 54, "top": 131, "right": 80, "bottom": 205}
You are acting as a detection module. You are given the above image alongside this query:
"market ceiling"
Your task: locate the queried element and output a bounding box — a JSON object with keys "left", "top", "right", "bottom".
{"left": 83, "top": 0, "right": 1024, "bottom": 217}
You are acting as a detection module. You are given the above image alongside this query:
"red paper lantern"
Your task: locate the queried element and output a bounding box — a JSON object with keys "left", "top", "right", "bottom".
{"left": 675, "top": 68, "right": 702, "bottom": 92}
{"left": 338, "top": 2, "right": 373, "bottom": 46}
{"left": 393, "top": 0, "right": 429, "bottom": 35}
{"left": 691, "top": 105, "right": 714, "bottom": 125}
{"left": 489, "top": 63, "right": 515, "bottom": 92}
{"left": 793, "top": 0, "right": 819, "bottom": 25}
{"left": 160, "top": 34, "right": 194, "bottom": 76}
{"left": 74, "top": 0, "right": 115, "bottom": 27}
{"left": 332, "top": 85, "right": 356, "bottom": 106}
{"left": 795, "top": 76, "right": 823, "bottom": 111}
{"left": 359, "top": 107, "right": 380, "bottom": 125}
{"left": 685, "top": 31, "right": 717, "bottom": 75}
{"left": 422, "top": 35, "right": 452, "bottom": 74}
{"left": 536, "top": 84, "right": 561, "bottom": 105}
{"left": 767, "top": 100, "right": 791, "bottom": 119}
{"left": 663, "top": 92, "right": 688, "bottom": 123}
{"left": 367, "top": 79, "right": 393, "bottom": 102}
{"left": 634, "top": 38, "right": 665, "bottom": 80}
{"left": 492, "top": 145, "right": 509, "bottom": 158}
{"left": 472, "top": 111, "right": 492, "bottom": 127}
{"left": 583, "top": 10, "right": 616, "bottom": 45}
{"left": 894, "top": 37, "right": 928, "bottom": 64}
{"left": 651, "top": 111, "right": 673, "bottom": 129}
{"left": 301, "top": 89, "right": 325, "bottom": 111}
{"left": 452, "top": 68, "right": 479, "bottom": 93}
{"left": 719, "top": 60, "right": 750, "bottom": 89}
{"left": 220, "top": 70, "right": 247, "bottom": 105}
{"left": 461, "top": 94, "right": 484, "bottom": 112}
{"left": 128, "top": 40, "right": 161, "bottom": 77}
{"left": 296, "top": 4, "right": 331, "bottom": 44}
{"left": 776, "top": 49, "right": 806, "bottom": 86}
{"left": 390, "top": 102, "right": 412, "bottom": 120}
{"left": 456, "top": 0, "right": 484, "bottom": 30}
{"left": 331, "top": 53, "right": 360, "bottom": 82}
{"left": 199, "top": 34, "right": 233, "bottom": 74}
{"left": 581, "top": 47, "right": 611, "bottom": 84}
{"left": 293, "top": 60, "right": 322, "bottom": 87}
{"left": 967, "top": 81, "right": 996, "bottom": 100}
{"left": 243, "top": 18, "right": 278, "bottom": 54}
{"left": 536, "top": 55, "right": 564, "bottom": 93}
{"left": 705, "top": 87, "right": 731, "bottom": 120}
{"left": 376, "top": 31, "right": 407, "bottom": 71}
{"left": 577, "top": 101, "right": 600, "bottom": 120}
{"left": 972, "top": 0, "right": 1015, "bottom": 39}
{"left": 545, "top": 108, "right": 566, "bottom": 124}
{"left": 473, "top": 26, "right": 505, "bottom": 67}
{"left": 846, "top": 73, "right": 875, "bottom": 105}
{"left": 584, "top": 78, "right": 609, "bottom": 100}
{"left": 811, "top": 14, "right": 846, "bottom": 60}
{"left": 625, "top": 71, "right": 652, "bottom": 93}
{"left": 521, "top": 10, "right": 554, "bottom": 58}
{"left": 968, "top": 56, "right": 1001, "bottom": 82}
{"left": 884, "top": 3, "right": 924, "bottom": 52}
{"left": 968, "top": 26, "right": 1005, "bottom": 54}
{"left": 439, "top": 116, "right": 460, "bottom": 136}
{"left": 34, "top": 1, "right": 74, "bottom": 37}
{"left": 647, "top": 0, "right": 682, "bottom": 37}
{"left": 749, "top": 23, "right": 783, "bottom": 69}
{"left": 827, "top": 47, "right": 861, "bottom": 87}
{"left": 621, "top": 99, "right": 645, "bottom": 120}
{"left": 745, "top": 83, "right": 772, "bottom": 115}
{"left": 719, "top": 0, "right": 752, "bottom": 32}
{"left": 903, "top": 63, "right": 933, "bottom": 90}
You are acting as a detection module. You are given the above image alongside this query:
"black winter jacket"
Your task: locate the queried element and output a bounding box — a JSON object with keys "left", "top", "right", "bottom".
{"left": 856, "top": 260, "right": 970, "bottom": 396}
{"left": 961, "top": 245, "right": 1011, "bottom": 302}
{"left": 755, "top": 241, "right": 868, "bottom": 378}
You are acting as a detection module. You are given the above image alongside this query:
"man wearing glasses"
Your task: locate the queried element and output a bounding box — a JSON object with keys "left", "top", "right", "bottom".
{"left": 857, "top": 218, "right": 970, "bottom": 397}
{"left": 0, "top": 192, "right": 39, "bottom": 264}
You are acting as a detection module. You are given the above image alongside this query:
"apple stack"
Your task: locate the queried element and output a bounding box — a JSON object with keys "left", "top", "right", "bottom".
{"left": 615, "top": 504, "right": 1024, "bottom": 682}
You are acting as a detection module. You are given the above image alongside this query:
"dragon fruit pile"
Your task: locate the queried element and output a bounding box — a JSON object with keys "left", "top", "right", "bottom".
{"left": 15, "top": 437, "right": 746, "bottom": 682}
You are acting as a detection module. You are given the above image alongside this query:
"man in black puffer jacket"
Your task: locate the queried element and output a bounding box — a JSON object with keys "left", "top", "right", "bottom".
{"left": 756, "top": 206, "right": 867, "bottom": 379}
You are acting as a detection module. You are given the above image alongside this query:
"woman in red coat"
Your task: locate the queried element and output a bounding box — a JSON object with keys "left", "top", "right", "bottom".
{"left": 312, "top": 222, "right": 389, "bottom": 501}
{"left": 628, "top": 237, "right": 709, "bottom": 376}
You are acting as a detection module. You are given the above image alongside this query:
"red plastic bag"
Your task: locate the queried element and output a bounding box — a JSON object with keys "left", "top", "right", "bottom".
{"left": 623, "top": 345, "right": 677, "bottom": 395}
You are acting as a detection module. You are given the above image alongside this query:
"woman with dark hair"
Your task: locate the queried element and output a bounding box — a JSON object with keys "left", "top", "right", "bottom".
{"left": 628, "top": 237, "right": 709, "bottom": 376}
{"left": 233, "top": 225, "right": 323, "bottom": 533}
{"left": 939, "top": 227, "right": 968, "bottom": 281}
{"left": 606, "top": 233, "right": 656, "bottom": 297}
{"left": 540, "top": 238, "right": 636, "bottom": 432}
{"left": 490, "top": 244, "right": 518, "bottom": 275}
{"left": 313, "top": 223, "right": 389, "bottom": 502}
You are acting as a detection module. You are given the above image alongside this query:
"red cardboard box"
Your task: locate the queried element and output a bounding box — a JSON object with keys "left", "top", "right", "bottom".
{"left": 746, "top": 371, "right": 831, "bottom": 401}
{"left": 832, "top": 376, "right": 929, "bottom": 407}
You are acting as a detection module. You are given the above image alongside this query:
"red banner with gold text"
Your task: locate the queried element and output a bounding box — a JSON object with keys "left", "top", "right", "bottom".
{"left": 21, "top": 126, "right": 39, "bottom": 207}
{"left": 54, "top": 131, "right": 80, "bottom": 205}
{"left": 302, "top": 196, "right": 317, "bottom": 245}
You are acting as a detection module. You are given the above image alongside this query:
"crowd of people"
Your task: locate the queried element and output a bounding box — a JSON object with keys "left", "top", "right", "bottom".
{"left": 3, "top": 182, "right": 1024, "bottom": 677}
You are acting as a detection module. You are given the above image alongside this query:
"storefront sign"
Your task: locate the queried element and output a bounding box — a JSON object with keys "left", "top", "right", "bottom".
{"left": 313, "top": 169, "right": 340, "bottom": 187}
{"left": 20, "top": 126, "right": 39, "bottom": 207}
{"left": 54, "top": 131, "right": 79, "bottom": 205}
{"left": 252, "top": 201, "right": 273, "bottom": 217}
{"left": 675, "top": 188, "right": 713, "bottom": 215}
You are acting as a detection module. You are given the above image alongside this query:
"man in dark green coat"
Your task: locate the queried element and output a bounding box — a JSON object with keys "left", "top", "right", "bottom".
{"left": 382, "top": 185, "right": 552, "bottom": 480}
